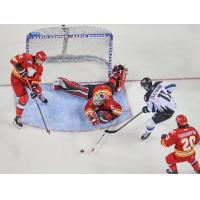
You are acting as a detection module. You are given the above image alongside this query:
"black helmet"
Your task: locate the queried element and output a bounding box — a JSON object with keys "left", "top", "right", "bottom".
{"left": 140, "top": 77, "right": 152, "bottom": 91}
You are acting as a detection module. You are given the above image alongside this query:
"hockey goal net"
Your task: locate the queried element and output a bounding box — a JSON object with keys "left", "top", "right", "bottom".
{"left": 26, "top": 25, "right": 113, "bottom": 76}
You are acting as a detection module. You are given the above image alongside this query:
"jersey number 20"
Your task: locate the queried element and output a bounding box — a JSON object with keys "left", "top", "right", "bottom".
{"left": 181, "top": 136, "right": 196, "bottom": 151}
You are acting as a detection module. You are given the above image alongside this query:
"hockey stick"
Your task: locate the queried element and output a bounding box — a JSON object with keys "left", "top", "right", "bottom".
{"left": 88, "top": 116, "right": 121, "bottom": 153}
{"left": 90, "top": 132, "right": 107, "bottom": 152}
{"left": 26, "top": 80, "right": 50, "bottom": 135}
{"left": 104, "top": 111, "right": 143, "bottom": 133}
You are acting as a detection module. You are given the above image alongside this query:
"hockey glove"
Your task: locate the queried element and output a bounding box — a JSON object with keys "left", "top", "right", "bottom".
{"left": 85, "top": 110, "right": 100, "bottom": 126}
{"left": 98, "top": 110, "right": 114, "bottom": 124}
{"left": 112, "top": 64, "right": 125, "bottom": 75}
{"left": 142, "top": 106, "right": 150, "bottom": 113}
{"left": 30, "top": 92, "right": 37, "bottom": 99}
{"left": 91, "top": 118, "right": 100, "bottom": 126}
{"left": 30, "top": 84, "right": 40, "bottom": 99}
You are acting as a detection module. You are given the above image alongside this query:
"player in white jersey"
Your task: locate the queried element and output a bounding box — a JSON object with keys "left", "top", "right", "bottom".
{"left": 140, "top": 77, "right": 176, "bottom": 140}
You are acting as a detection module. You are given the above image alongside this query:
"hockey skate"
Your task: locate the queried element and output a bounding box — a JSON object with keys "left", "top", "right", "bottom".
{"left": 38, "top": 94, "right": 48, "bottom": 104}
{"left": 166, "top": 169, "right": 178, "bottom": 174}
{"left": 13, "top": 116, "right": 23, "bottom": 129}
{"left": 141, "top": 131, "right": 151, "bottom": 140}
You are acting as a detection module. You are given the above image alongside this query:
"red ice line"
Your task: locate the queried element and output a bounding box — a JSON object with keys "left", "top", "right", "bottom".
{"left": 1, "top": 76, "right": 200, "bottom": 87}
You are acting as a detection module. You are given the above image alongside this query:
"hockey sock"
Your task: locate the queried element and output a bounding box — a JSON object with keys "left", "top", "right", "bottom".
{"left": 169, "top": 164, "right": 177, "bottom": 171}
{"left": 191, "top": 160, "right": 200, "bottom": 171}
{"left": 146, "top": 118, "right": 156, "bottom": 133}
{"left": 16, "top": 94, "right": 29, "bottom": 117}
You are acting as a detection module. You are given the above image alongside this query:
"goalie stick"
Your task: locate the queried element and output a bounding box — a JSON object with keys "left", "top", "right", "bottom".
{"left": 105, "top": 111, "right": 143, "bottom": 133}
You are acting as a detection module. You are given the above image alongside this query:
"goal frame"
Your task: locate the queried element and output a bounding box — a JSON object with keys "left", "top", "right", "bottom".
{"left": 26, "top": 26, "right": 113, "bottom": 76}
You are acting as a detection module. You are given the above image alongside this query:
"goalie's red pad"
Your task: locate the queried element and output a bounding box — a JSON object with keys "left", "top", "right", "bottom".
{"left": 56, "top": 77, "right": 89, "bottom": 99}
{"left": 115, "top": 68, "right": 128, "bottom": 92}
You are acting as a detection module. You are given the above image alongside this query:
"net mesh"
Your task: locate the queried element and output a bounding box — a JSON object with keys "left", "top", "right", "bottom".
{"left": 26, "top": 26, "right": 113, "bottom": 74}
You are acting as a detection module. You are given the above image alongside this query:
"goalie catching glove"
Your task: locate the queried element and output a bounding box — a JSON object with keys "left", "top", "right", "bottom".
{"left": 111, "top": 64, "right": 128, "bottom": 93}
{"left": 112, "top": 64, "right": 125, "bottom": 74}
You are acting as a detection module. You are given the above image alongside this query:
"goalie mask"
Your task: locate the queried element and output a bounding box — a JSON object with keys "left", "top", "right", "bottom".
{"left": 93, "top": 93, "right": 107, "bottom": 106}
{"left": 140, "top": 77, "right": 152, "bottom": 91}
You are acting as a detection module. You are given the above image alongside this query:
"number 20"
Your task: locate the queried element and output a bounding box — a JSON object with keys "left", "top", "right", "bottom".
{"left": 181, "top": 136, "right": 196, "bottom": 151}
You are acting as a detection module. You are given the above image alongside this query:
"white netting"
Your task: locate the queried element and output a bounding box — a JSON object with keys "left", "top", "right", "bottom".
{"left": 26, "top": 25, "right": 113, "bottom": 76}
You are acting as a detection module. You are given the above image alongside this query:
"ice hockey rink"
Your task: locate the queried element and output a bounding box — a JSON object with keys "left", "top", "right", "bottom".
{"left": 0, "top": 24, "right": 200, "bottom": 174}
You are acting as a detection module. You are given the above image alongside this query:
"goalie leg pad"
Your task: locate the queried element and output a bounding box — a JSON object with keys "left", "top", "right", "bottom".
{"left": 56, "top": 77, "right": 89, "bottom": 99}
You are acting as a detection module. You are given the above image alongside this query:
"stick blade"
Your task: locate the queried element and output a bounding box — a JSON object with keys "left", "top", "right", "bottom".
{"left": 105, "top": 129, "right": 118, "bottom": 133}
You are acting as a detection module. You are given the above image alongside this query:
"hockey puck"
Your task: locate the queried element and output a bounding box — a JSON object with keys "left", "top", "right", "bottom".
{"left": 80, "top": 149, "right": 84, "bottom": 153}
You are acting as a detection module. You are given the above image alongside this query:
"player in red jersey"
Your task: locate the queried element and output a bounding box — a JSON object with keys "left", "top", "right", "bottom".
{"left": 53, "top": 65, "right": 128, "bottom": 125}
{"left": 161, "top": 114, "right": 200, "bottom": 174}
{"left": 11, "top": 51, "right": 47, "bottom": 128}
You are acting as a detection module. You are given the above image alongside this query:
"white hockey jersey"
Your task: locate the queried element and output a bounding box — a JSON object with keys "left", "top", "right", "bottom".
{"left": 144, "top": 81, "right": 176, "bottom": 112}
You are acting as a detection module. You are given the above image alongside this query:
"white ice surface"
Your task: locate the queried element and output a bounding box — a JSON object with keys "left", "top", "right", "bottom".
{"left": 0, "top": 24, "right": 200, "bottom": 173}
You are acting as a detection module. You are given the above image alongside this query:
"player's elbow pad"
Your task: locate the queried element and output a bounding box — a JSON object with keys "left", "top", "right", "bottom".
{"left": 14, "top": 63, "right": 23, "bottom": 71}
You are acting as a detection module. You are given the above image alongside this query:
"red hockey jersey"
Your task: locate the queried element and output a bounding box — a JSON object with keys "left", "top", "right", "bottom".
{"left": 84, "top": 84, "right": 123, "bottom": 125}
{"left": 92, "top": 84, "right": 113, "bottom": 97}
{"left": 11, "top": 53, "right": 43, "bottom": 86}
{"left": 161, "top": 126, "right": 200, "bottom": 158}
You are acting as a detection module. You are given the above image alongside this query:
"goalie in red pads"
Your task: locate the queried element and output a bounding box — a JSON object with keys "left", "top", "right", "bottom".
{"left": 53, "top": 65, "right": 128, "bottom": 126}
{"left": 161, "top": 114, "right": 200, "bottom": 174}
{"left": 11, "top": 51, "right": 47, "bottom": 128}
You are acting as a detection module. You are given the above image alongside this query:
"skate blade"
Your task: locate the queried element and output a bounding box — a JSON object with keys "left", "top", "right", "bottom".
{"left": 13, "top": 120, "right": 23, "bottom": 129}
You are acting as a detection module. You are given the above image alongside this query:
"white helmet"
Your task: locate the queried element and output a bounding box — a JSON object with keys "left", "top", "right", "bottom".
{"left": 93, "top": 93, "right": 107, "bottom": 106}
